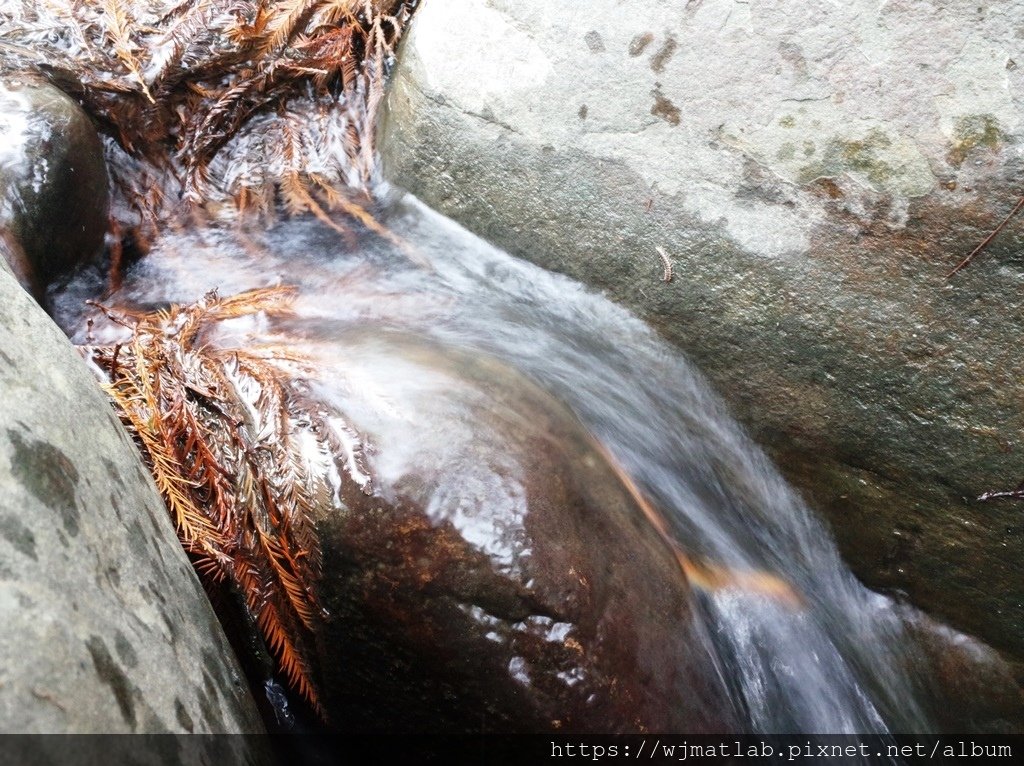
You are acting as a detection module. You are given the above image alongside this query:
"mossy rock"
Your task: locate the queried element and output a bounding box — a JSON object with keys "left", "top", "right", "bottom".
{"left": 381, "top": 0, "right": 1024, "bottom": 665}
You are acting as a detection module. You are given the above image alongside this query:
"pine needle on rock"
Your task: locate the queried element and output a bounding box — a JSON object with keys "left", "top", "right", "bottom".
{"left": 82, "top": 286, "right": 374, "bottom": 715}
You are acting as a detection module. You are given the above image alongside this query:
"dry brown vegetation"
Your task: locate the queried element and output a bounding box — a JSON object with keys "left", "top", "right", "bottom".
{"left": 0, "top": 0, "right": 417, "bottom": 240}
{"left": 2, "top": 1, "right": 416, "bottom": 716}
{"left": 84, "top": 287, "right": 374, "bottom": 714}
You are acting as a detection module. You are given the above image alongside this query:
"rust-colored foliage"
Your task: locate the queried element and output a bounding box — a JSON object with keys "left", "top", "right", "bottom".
{"left": 83, "top": 287, "right": 372, "bottom": 714}
{"left": 0, "top": 1, "right": 416, "bottom": 235}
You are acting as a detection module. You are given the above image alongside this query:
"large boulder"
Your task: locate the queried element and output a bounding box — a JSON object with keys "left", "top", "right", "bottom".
{"left": 298, "top": 331, "right": 1021, "bottom": 734}
{"left": 381, "top": 0, "right": 1024, "bottom": 663}
{"left": 0, "top": 73, "right": 109, "bottom": 296}
{"left": 310, "top": 332, "right": 739, "bottom": 732}
{"left": 52, "top": 206, "right": 1022, "bottom": 732}
{"left": 0, "top": 260, "right": 267, "bottom": 747}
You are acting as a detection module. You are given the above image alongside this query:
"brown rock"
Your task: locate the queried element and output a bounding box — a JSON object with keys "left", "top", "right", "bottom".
{"left": 0, "top": 73, "right": 108, "bottom": 295}
{"left": 310, "top": 333, "right": 737, "bottom": 733}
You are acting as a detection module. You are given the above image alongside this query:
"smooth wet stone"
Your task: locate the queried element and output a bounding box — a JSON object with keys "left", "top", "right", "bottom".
{"left": 0, "top": 265, "right": 268, "bottom": 747}
{"left": 382, "top": 0, "right": 1024, "bottom": 664}
{"left": 0, "top": 73, "right": 109, "bottom": 295}
{"left": 899, "top": 608, "right": 1024, "bottom": 734}
{"left": 310, "top": 333, "right": 739, "bottom": 733}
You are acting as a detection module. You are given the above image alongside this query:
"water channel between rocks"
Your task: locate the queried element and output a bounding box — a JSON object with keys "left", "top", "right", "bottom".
{"left": 48, "top": 192, "right": 1015, "bottom": 741}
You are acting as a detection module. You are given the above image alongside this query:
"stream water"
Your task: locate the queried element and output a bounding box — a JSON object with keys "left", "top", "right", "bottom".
{"left": 48, "top": 192, "right": 1000, "bottom": 741}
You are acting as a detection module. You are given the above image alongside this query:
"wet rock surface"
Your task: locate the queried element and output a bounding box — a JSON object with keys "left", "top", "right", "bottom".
{"left": 45, "top": 201, "right": 1024, "bottom": 733}
{"left": 0, "top": 263, "right": 267, "bottom": 745}
{"left": 309, "top": 333, "right": 738, "bottom": 733}
{"left": 382, "top": 0, "right": 1024, "bottom": 663}
{"left": 899, "top": 608, "right": 1024, "bottom": 734}
{"left": 0, "top": 73, "right": 109, "bottom": 296}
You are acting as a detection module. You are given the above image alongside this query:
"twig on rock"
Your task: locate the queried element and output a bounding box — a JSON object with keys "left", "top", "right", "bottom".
{"left": 946, "top": 195, "right": 1024, "bottom": 278}
{"left": 656, "top": 245, "right": 673, "bottom": 283}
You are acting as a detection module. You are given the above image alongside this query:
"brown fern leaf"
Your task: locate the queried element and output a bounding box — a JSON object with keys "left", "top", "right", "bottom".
{"left": 280, "top": 117, "right": 356, "bottom": 242}
{"left": 105, "top": 372, "right": 222, "bottom": 550}
{"left": 149, "top": 2, "right": 222, "bottom": 94}
{"left": 80, "top": 286, "right": 372, "bottom": 716}
{"left": 101, "top": 0, "right": 154, "bottom": 103}
{"left": 309, "top": 172, "right": 402, "bottom": 248}
{"left": 5, "top": 1, "right": 419, "bottom": 246}
{"left": 208, "top": 284, "right": 300, "bottom": 320}
{"left": 260, "top": 0, "right": 322, "bottom": 55}
{"left": 310, "top": 0, "right": 361, "bottom": 28}
{"left": 290, "top": 25, "right": 357, "bottom": 91}
{"left": 223, "top": 2, "right": 272, "bottom": 45}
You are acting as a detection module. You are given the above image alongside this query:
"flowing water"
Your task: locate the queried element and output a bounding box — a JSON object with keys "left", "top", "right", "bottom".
{"left": 50, "top": 192, "right": 1002, "bottom": 741}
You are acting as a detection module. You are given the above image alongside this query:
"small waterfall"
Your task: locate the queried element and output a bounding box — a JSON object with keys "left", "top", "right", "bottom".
{"left": 52, "top": 192, "right": 974, "bottom": 738}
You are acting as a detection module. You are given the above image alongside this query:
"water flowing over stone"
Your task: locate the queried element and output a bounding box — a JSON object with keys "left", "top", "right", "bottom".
{"left": 306, "top": 333, "right": 740, "bottom": 732}
{"left": 53, "top": 197, "right": 1024, "bottom": 735}
{"left": 381, "top": 0, "right": 1024, "bottom": 664}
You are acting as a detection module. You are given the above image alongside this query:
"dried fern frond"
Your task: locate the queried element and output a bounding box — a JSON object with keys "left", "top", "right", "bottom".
{"left": 101, "top": 0, "right": 155, "bottom": 102}
{"left": 0, "top": 1, "right": 418, "bottom": 238}
{"left": 81, "top": 286, "right": 374, "bottom": 715}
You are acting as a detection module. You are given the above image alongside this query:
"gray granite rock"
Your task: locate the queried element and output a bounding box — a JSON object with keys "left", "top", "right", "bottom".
{"left": 0, "top": 73, "right": 109, "bottom": 296}
{"left": 0, "top": 264, "right": 268, "bottom": 745}
{"left": 381, "top": 0, "right": 1024, "bottom": 664}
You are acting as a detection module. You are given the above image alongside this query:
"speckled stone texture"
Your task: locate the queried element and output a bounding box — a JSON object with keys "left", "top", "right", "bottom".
{"left": 382, "top": 0, "right": 1024, "bottom": 664}
{"left": 0, "top": 262, "right": 268, "bottom": 746}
